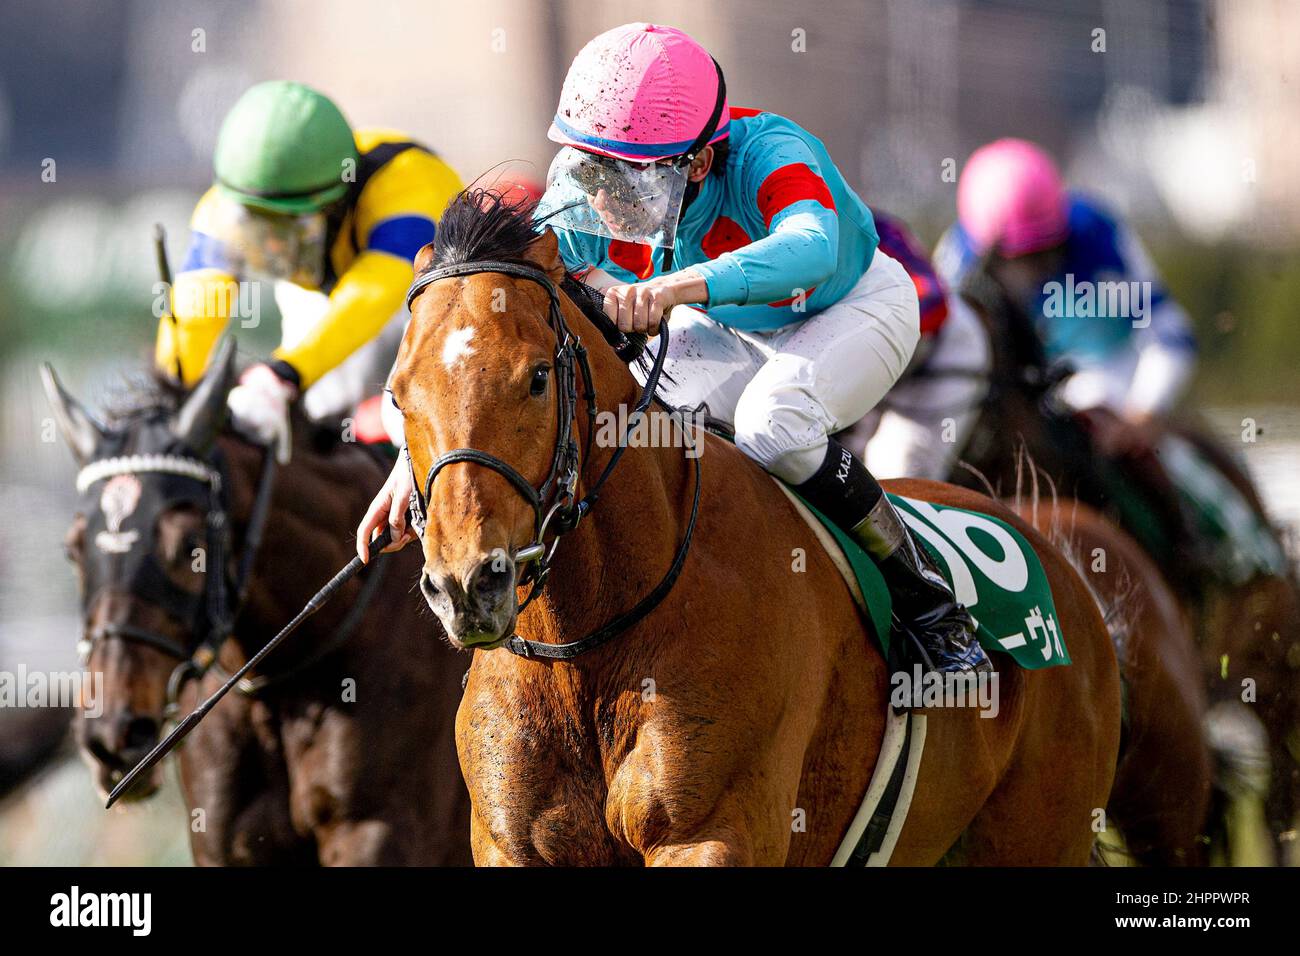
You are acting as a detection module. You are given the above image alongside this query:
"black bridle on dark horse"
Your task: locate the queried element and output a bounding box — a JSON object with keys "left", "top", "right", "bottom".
{"left": 75, "top": 445, "right": 278, "bottom": 708}
{"left": 403, "top": 259, "right": 702, "bottom": 660}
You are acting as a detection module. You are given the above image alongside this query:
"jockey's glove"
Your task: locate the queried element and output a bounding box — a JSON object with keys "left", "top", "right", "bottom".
{"left": 227, "top": 363, "right": 298, "bottom": 464}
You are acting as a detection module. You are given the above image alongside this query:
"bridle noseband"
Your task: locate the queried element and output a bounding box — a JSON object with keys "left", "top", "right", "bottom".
{"left": 406, "top": 261, "right": 593, "bottom": 602}
{"left": 404, "top": 258, "right": 701, "bottom": 658}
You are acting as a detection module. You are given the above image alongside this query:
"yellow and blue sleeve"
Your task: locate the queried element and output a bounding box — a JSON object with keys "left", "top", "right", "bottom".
{"left": 273, "top": 148, "right": 462, "bottom": 389}
{"left": 155, "top": 187, "right": 241, "bottom": 385}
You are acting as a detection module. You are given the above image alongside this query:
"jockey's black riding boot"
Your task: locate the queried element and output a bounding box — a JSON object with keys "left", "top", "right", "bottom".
{"left": 794, "top": 440, "right": 992, "bottom": 675}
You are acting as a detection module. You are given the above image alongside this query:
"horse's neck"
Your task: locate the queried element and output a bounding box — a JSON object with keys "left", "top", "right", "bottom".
{"left": 220, "top": 435, "right": 374, "bottom": 651}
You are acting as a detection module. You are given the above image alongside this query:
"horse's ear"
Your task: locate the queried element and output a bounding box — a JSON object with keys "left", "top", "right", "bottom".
{"left": 524, "top": 228, "right": 566, "bottom": 283}
{"left": 173, "top": 336, "right": 237, "bottom": 452}
{"left": 413, "top": 242, "right": 437, "bottom": 276}
{"left": 41, "top": 363, "right": 106, "bottom": 465}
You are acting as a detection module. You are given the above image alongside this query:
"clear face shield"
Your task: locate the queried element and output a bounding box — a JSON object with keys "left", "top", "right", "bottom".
{"left": 536, "top": 146, "right": 689, "bottom": 249}
{"left": 210, "top": 194, "right": 328, "bottom": 286}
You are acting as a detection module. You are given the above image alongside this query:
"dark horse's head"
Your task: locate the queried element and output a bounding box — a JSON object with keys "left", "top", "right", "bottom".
{"left": 950, "top": 259, "right": 1083, "bottom": 492}
{"left": 44, "top": 340, "right": 237, "bottom": 800}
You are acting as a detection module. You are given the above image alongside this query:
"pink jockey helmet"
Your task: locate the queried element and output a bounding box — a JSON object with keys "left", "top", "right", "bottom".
{"left": 957, "top": 138, "right": 1070, "bottom": 257}
{"left": 548, "top": 23, "right": 730, "bottom": 163}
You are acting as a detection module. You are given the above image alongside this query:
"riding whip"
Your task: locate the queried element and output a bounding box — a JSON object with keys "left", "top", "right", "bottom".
{"left": 154, "top": 222, "right": 184, "bottom": 383}
{"left": 105, "top": 528, "right": 393, "bottom": 808}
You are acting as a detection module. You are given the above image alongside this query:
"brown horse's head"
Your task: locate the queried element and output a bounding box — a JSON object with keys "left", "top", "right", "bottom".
{"left": 44, "top": 342, "right": 236, "bottom": 800}
{"left": 392, "top": 191, "right": 627, "bottom": 649}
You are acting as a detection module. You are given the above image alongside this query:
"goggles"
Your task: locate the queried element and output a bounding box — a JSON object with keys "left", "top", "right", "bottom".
{"left": 209, "top": 194, "right": 328, "bottom": 286}
{"left": 537, "top": 148, "right": 689, "bottom": 249}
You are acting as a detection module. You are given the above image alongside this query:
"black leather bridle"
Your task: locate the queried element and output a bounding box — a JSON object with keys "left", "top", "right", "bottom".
{"left": 403, "top": 259, "right": 701, "bottom": 659}
{"left": 75, "top": 447, "right": 278, "bottom": 708}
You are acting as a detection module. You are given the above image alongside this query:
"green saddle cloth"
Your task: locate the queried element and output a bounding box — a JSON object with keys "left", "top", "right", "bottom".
{"left": 789, "top": 489, "right": 1071, "bottom": 670}
{"left": 1158, "top": 434, "right": 1289, "bottom": 585}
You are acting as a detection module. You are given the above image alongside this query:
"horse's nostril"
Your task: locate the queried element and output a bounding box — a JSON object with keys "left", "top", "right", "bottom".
{"left": 420, "top": 572, "right": 441, "bottom": 602}
{"left": 124, "top": 716, "right": 158, "bottom": 753}
{"left": 86, "top": 732, "right": 123, "bottom": 770}
{"left": 471, "top": 559, "right": 514, "bottom": 603}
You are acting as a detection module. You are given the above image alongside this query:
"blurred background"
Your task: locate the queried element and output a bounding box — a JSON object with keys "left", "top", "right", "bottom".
{"left": 0, "top": 0, "right": 1296, "bottom": 864}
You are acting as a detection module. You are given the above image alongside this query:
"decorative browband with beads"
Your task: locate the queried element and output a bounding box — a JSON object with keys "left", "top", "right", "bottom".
{"left": 75, "top": 454, "right": 221, "bottom": 495}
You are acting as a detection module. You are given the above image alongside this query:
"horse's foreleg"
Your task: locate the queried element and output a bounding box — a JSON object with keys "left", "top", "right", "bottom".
{"left": 613, "top": 780, "right": 782, "bottom": 866}
{"left": 467, "top": 812, "right": 518, "bottom": 866}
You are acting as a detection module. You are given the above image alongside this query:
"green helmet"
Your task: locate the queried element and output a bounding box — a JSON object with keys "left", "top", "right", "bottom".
{"left": 213, "top": 81, "right": 358, "bottom": 215}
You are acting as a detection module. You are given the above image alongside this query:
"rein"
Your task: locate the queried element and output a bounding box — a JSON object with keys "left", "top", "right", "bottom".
{"left": 75, "top": 446, "right": 279, "bottom": 707}
{"left": 404, "top": 259, "right": 701, "bottom": 660}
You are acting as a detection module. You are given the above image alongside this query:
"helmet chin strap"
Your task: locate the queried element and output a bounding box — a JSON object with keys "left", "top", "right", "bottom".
{"left": 663, "top": 57, "right": 727, "bottom": 273}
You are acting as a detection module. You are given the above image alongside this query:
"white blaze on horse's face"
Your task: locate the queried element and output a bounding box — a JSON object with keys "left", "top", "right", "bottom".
{"left": 441, "top": 325, "right": 477, "bottom": 369}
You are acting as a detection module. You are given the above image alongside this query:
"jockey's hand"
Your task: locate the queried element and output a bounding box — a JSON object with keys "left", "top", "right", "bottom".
{"left": 227, "top": 363, "right": 298, "bottom": 464}
{"left": 356, "top": 454, "right": 418, "bottom": 563}
{"left": 603, "top": 269, "right": 709, "bottom": 336}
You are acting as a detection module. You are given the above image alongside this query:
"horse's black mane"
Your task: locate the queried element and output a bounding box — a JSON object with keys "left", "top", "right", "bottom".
{"left": 426, "top": 187, "right": 540, "bottom": 272}
{"left": 102, "top": 369, "right": 186, "bottom": 426}
{"left": 100, "top": 366, "right": 354, "bottom": 456}
{"left": 419, "top": 184, "right": 667, "bottom": 382}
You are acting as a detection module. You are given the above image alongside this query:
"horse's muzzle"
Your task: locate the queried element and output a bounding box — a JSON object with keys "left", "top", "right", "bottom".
{"left": 421, "top": 555, "right": 517, "bottom": 647}
{"left": 80, "top": 710, "right": 163, "bottom": 800}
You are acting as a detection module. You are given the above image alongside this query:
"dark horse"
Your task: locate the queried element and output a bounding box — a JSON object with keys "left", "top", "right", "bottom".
{"left": 953, "top": 276, "right": 1300, "bottom": 862}
{"left": 1013, "top": 493, "right": 1213, "bottom": 864}
{"left": 45, "top": 340, "right": 471, "bottom": 865}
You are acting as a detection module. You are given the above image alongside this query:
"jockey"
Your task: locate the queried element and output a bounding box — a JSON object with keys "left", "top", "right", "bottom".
{"left": 359, "top": 24, "right": 991, "bottom": 674}
{"left": 156, "top": 81, "right": 463, "bottom": 461}
{"left": 935, "top": 138, "right": 1197, "bottom": 457}
{"left": 844, "top": 211, "right": 991, "bottom": 480}
{"left": 534, "top": 23, "right": 989, "bottom": 674}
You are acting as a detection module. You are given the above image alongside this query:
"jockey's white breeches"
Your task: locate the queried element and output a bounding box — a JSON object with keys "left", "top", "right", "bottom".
{"left": 642, "top": 251, "right": 920, "bottom": 484}
{"left": 275, "top": 281, "right": 408, "bottom": 421}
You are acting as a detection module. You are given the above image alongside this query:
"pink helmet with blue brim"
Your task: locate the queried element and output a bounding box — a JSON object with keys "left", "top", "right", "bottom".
{"left": 958, "top": 138, "right": 1070, "bottom": 257}
{"left": 548, "top": 23, "right": 730, "bottom": 163}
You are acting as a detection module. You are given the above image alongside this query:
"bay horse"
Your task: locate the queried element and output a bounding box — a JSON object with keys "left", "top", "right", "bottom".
{"left": 954, "top": 280, "right": 1300, "bottom": 862}
{"left": 1012, "top": 490, "right": 1213, "bottom": 864}
{"left": 44, "top": 342, "right": 471, "bottom": 865}
{"left": 389, "top": 190, "right": 1120, "bottom": 865}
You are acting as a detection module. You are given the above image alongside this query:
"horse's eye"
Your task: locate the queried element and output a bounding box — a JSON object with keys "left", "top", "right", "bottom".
{"left": 530, "top": 366, "right": 551, "bottom": 396}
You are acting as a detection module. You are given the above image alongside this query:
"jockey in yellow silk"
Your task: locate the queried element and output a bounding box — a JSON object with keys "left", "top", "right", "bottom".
{"left": 155, "top": 81, "right": 463, "bottom": 460}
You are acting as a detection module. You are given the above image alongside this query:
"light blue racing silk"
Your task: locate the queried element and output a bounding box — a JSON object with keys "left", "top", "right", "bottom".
{"left": 547, "top": 108, "right": 880, "bottom": 333}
